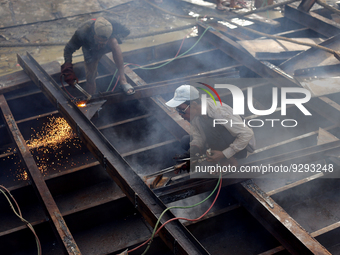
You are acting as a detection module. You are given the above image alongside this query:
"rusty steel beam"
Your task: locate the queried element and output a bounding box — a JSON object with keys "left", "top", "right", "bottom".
{"left": 198, "top": 22, "right": 340, "bottom": 125}
{"left": 285, "top": 4, "right": 340, "bottom": 37}
{"left": 18, "top": 52, "right": 210, "bottom": 255}
{"left": 294, "top": 63, "right": 340, "bottom": 76}
{"left": 197, "top": 22, "right": 301, "bottom": 87}
{"left": 5, "top": 65, "right": 238, "bottom": 105}
{"left": 281, "top": 10, "right": 340, "bottom": 74}
{"left": 156, "top": 177, "right": 244, "bottom": 204}
{"left": 0, "top": 61, "right": 60, "bottom": 94}
{"left": 87, "top": 81, "right": 182, "bottom": 105}
{"left": 259, "top": 221, "right": 340, "bottom": 254}
{"left": 0, "top": 94, "right": 81, "bottom": 255}
{"left": 233, "top": 180, "right": 331, "bottom": 255}
{"left": 230, "top": 139, "right": 340, "bottom": 179}
{"left": 99, "top": 55, "right": 190, "bottom": 139}
{"left": 298, "top": 0, "right": 317, "bottom": 12}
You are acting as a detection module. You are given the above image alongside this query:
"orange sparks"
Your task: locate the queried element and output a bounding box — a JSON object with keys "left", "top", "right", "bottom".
{"left": 26, "top": 117, "right": 74, "bottom": 150}
{"left": 4, "top": 117, "right": 94, "bottom": 182}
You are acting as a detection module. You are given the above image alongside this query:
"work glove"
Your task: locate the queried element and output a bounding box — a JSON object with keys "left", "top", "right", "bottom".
{"left": 61, "top": 62, "right": 77, "bottom": 86}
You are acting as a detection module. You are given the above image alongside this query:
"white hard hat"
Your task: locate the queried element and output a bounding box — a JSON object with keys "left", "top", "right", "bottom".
{"left": 165, "top": 85, "right": 199, "bottom": 108}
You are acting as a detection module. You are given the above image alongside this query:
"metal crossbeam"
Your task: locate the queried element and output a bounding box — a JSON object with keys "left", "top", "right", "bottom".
{"left": 18, "top": 52, "right": 210, "bottom": 255}
{"left": 100, "top": 55, "right": 190, "bottom": 139}
{"left": 0, "top": 94, "right": 81, "bottom": 255}
{"left": 285, "top": 4, "right": 340, "bottom": 37}
{"left": 197, "top": 23, "right": 301, "bottom": 87}
{"left": 233, "top": 180, "right": 331, "bottom": 255}
{"left": 198, "top": 22, "right": 340, "bottom": 125}
{"left": 298, "top": 0, "right": 317, "bottom": 12}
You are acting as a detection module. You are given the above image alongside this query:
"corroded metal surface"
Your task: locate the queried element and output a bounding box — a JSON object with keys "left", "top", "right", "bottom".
{"left": 234, "top": 180, "right": 331, "bottom": 255}
{"left": 18, "top": 52, "right": 210, "bottom": 255}
{"left": 0, "top": 94, "right": 81, "bottom": 255}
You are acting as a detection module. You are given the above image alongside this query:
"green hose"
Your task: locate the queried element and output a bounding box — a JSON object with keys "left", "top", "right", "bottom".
{"left": 141, "top": 170, "right": 222, "bottom": 255}
{"left": 106, "top": 26, "right": 211, "bottom": 92}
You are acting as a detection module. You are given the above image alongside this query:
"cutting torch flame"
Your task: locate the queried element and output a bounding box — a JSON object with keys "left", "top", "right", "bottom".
{"left": 77, "top": 102, "right": 87, "bottom": 107}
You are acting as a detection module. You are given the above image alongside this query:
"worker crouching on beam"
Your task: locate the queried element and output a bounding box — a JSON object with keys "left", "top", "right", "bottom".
{"left": 166, "top": 85, "right": 255, "bottom": 171}
{"left": 61, "top": 17, "right": 134, "bottom": 96}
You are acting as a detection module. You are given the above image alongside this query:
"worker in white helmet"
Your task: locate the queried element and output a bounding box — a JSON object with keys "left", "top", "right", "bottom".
{"left": 166, "top": 85, "right": 255, "bottom": 167}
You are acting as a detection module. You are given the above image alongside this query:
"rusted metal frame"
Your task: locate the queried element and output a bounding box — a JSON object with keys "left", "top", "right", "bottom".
{"left": 0, "top": 219, "right": 46, "bottom": 238}
{"left": 3, "top": 72, "right": 180, "bottom": 105}
{"left": 281, "top": 8, "right": 340, "bottom": 73}
{"left": 305, "top": 96, "right": 340, "bottom": 125}
{"left": 285, "top": 4, "right": 340, "bottom": 37}
{"left": 5, "top": 59, "right": 238, "bottom": 105}
{"left": 92, "top": 65, "right": 240, "bottom": 105}
{"left": 312, "top": 222, "right": 340, "bottom": 248}
{"left": 87, "top": 81, "right": 183, "bottom": 105}
{"left": 121, "top": 139, "right": 177, "bottom": 157}
{"left": 0, "top": 61, "right": 60, "bottom": 94}
{"left": 0, "top": 109, "right": 58, "bottom": 154}
{"left": 60, "top": 189, "right": 126, "bottom": 218}
{"left": 18, "top": 53, "right": 210, "bottom": 255}
{"left": 266, "top": 171, "right": 334, "bottom": 196}
{"left": 98, "top": 114, "right": 151, "bottom": 130}
{"left": 294, "top": 63, "right": 340, "bottom": 76}
{"left": 44, "top": 161, "right": 100, "bottom": 181}
{"left": 319, "top": 96, "right": 340, "bottom": 112}
{"left": 198, "top": 22, "right": 340, "bottom": 125}
{"left": 259, "top": 220, "right": 340, "bottom": 254}
{"left": 258, "top": 246, "right": 286, "bottom": 255}
{"left": 298, "top": 0, "right": 317, "bottom": 12}
{"left": 255, "top": 51, "right": 302, "bottom": 61}
{"left": 251, "top": 136, "right": 340, "bottom": 165}
{"left": 6, "top": 161, "right": 100, "bottom": 193}
{"left": 4, "top": 65, "right": 238, "bottom": 106}
{"left": 0, "top": 94, "right": 81, "bottom": 255}
{"left": 128, "top": 24, "right": 195, "bottom": 40}
{"left": 155, "top": 177, "right": 244, "bottom": 204}
{"left": 100, "top": 55, "right": 190, "bottom": 139}
{"left": 129, "top": 48, "right": 219, "bottom": 70}
{"left": 16, "top": 110, "right": 59, "bottom": 124}
{"left": 270, "top": 27, "right": 310, "bottom": 38}
{"left": 253, "top": 125, "right": 338, "bottom": 154}
{"left": 233, "top": 180, "right": 331, "bottom": 255}
{"left": 122, "top": 36, "right": 201, "bottom": 63}
{"left": 0, "top": 151, "right": 15, "bottom": 159}
{"left": 112, "top": 195, "right": 241, "bottom": 254}
{"left": 232, "top": 139, "right": 340, "bottom": 179}
{"left": 197, "top": 23, "right": 301, "bottom": 86}
{"left": 144, "top": 65, "right": 240, "bottom": 86}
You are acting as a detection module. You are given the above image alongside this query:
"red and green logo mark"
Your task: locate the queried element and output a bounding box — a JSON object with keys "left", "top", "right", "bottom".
{"left": 197, "top": 82, "right": 222, "bottom": 106}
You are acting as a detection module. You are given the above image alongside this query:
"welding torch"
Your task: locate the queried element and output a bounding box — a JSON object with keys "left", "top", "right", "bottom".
{"left": 60, "top": 71, "right": 92, "bottom": 102}
{"left": 145, "top": 153, "right": 209, "bottom": 178}
{"left": 73, "top": 81, "right": 92, "bottom": 102}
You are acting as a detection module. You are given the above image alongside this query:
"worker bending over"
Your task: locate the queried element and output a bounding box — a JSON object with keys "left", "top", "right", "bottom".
{"left": 61, "top": 17, "right": 134, "bottom": 96}
{"left": 166, "top": 85, "right": 255, "bottom": 167}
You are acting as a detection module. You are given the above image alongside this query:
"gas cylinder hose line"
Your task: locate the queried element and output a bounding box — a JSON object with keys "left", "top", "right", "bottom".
{"left": 0, "top": 185, "right": 42, "bottom": 255}
{"left": 126, "top": 169, "right": 223, "bottom": 254}
{"left": 106, "top": 25, "right": 212, "bottom": 92}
